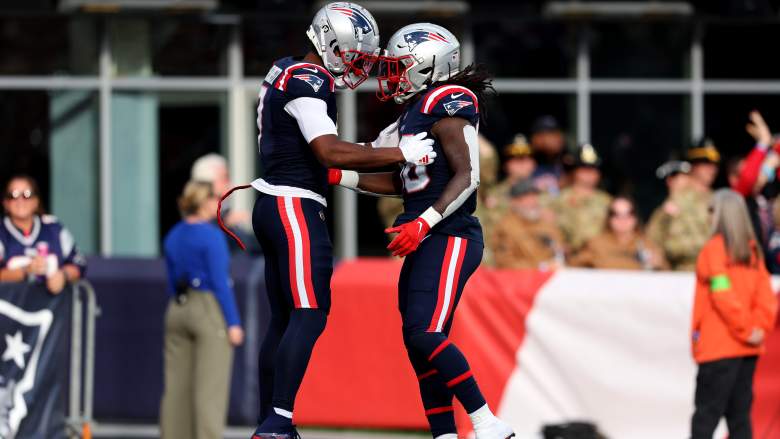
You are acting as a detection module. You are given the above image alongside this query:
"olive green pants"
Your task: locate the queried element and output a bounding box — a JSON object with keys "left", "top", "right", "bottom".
{"left": 159, "top": 290, "right": 233, "bottom": 439}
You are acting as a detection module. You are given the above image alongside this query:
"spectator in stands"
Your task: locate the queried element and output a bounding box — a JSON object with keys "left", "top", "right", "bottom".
{"left": 647, "top": 143, "right": 718, "bottom": 271}
{"left": 551, "top": 143, "right": 612, "bottom": 253}
{"left": 570, "top": 196, "right": 668, "bottom": 270}
{"left": 529, "top": 116, "right": 566, "bottom": 195}
{"left": 690, "top": 189, "right": 777, "bottom": 439}
{"left": 729, "top": 111, "right": 779, "bottom": 258}
{"left": 767, "top": 197, "right": 780, "bottom": 273}
{"left": 0, "top": 175, "right": 85, "bottom": 294}
{"left": 484, "top": 134, "right": 536, "bottom": 211}
{"left": 160, "top": 180, "right": 244, "bottom": 439}
{"left": 490, "top": 179, "right": 564, "bottom": 270}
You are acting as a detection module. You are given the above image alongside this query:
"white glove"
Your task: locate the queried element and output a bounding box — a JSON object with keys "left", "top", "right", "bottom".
{"left": 370, "top": 118, "right": 401, "bottom": 148}
{"left": 399, "top": 132, "right": 437, "bottom": 166}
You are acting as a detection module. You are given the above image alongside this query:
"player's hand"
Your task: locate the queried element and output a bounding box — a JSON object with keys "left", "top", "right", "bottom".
{"left": 399, "top": 132, "right": 437, "bottom": 166}
{"left": 385, "top": 217, "right": 431, "bottom": 257}
{"left": 370, "top": 118, "right": 400, "bottom": 148}
{"left": 228, "top": 325, "right": 244, "bottom": 347}
{"left": 746, "top": 110, "right": 772, "bottom": 146}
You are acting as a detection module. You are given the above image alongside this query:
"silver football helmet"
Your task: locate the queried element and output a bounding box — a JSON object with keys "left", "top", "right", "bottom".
{"left": 306, "top": 2, "right": 380, "bottom": 89}
{"left": 377, "top": 23, "right": 460, "bottom": 103}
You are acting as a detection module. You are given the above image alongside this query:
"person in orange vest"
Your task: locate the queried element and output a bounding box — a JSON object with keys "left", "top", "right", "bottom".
{"left": 690, "top": 188, "right": 778, "bottom": 439}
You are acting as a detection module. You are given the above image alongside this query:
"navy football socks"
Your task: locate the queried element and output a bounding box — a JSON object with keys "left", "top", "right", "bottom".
{"left": 406, "top": 331, "right": 487, "bottom": 413}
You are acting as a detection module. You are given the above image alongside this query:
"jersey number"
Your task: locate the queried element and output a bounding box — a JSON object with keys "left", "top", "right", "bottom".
{"left": 401, "top": 164, "right": 430, "bottom": 194}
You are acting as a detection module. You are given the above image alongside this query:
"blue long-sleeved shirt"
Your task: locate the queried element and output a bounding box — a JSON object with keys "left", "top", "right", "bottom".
{"left": 163, "top": 221, "right": 241, "bottom": 327}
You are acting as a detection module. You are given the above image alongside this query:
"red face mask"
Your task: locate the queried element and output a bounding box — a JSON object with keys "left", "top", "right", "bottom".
{"left": 340, "top": 49, "right": 378, "bottom": 89}
{"left": 376, "top": 55, "right": 415, "bottom": 101}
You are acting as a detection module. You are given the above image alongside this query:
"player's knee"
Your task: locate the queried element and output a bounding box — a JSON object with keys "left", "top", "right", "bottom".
{"left": 289, "top": 308, "right": 327, "bottom": 338}
{"left": 404, "top": 330, "right": 447, "bottom": 356}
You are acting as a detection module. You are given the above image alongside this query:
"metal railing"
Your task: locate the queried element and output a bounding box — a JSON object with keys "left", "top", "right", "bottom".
{"left": 66, "top": 280, "right": 99, "bottom": 439}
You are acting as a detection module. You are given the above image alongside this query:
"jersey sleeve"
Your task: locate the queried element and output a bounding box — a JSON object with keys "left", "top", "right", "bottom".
{"left": 420, "top": 86, "right": 479, "bottom": 124}
{"left": 59, "top": 225, "right": 87, "bottom": 276}
{"left": 279, "top": 66, "right": 335, "bottom": 101}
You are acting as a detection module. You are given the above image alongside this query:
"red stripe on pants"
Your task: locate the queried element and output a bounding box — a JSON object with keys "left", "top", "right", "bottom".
{"left": 429, "top": 237, "right": 457, "bottom": 332}
{"left": 277, "top": 197, "right": 302, "bottom": 308}
{"left": 292, "top": 198, "right": 318, "bottom": 308}
{"left": 442, "top": 238, "right": 467, "bottom": 330}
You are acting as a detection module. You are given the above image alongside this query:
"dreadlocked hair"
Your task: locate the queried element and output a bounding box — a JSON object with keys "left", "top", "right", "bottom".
{"left": 433, "top": 63, "right": 496, "bottom": 121}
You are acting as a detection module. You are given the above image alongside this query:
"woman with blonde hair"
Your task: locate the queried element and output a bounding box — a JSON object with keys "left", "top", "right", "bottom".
{"left": 159, "top": 180, "right": 244, "bottom": 439}
{"left": 690, "top": 188, "right": 777, "bottom": 439}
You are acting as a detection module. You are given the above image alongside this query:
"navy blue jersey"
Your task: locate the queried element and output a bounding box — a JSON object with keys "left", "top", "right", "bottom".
{"left": 395, "top": 84, "right": 483, "bottom": 244}
{"left": 257, "top": 56, "right": 338, "bottom": 198}
{"left": 0, "top": 215, "right": 87, "bottom": 276}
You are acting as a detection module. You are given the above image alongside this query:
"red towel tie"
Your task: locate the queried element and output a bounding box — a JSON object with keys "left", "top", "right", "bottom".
{"left": 217, "top": 184, "right": 252, "bottom": 251}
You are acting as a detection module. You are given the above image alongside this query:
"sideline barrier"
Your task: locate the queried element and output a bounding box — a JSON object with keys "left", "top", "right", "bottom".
{"left": 66, "top": 280, "right": 99, "bottom": 439}
{"left": 296, "top": 261, "right": 780, "bottom": 438}
{"left": 0, "top": 281, "right": 97, "bottom": 439}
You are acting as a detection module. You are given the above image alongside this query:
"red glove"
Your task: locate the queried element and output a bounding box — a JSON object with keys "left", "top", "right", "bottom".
{"left": 328, "top": 169, "right": 342, "bottom": 185}
{"left": 385, "top": 217, "right": 431, "bottom": 257}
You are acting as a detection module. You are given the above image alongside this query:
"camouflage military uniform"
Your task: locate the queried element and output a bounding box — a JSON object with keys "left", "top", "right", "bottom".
{"left": 568, "top": 232, "right": 669, "bottom": 270}
{"left": 551, "top": 188, "right": 612, "bottom": 252}
{"left": 646, "top": 188, "right": 712, "bottom": 271}
{"left": 490, "top": 211, "right": 564, "bottom": 270}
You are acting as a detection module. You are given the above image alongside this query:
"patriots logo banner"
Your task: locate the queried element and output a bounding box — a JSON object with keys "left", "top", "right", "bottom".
{"left": 443, "top": 99, "right": 474, "bottom": 116}
{"left": 403, "top": 31, "right": 449, "bottom": 51}
{"left": 0, "top": 283, "right": 70, "bottom": 439}
{"left": 330, "top": 5, "right": 374, "bottom": 38}
{"left": 293, "top": 74, "right": 325, "bottom": 93}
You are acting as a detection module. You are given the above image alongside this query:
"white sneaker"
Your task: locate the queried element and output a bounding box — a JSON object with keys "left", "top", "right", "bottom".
{"left": 473, "top": 417, "right": 515, "bottom": 439}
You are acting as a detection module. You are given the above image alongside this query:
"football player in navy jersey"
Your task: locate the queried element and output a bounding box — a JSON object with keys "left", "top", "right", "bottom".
{"left": 242, "top": 4, "right": 437, "bottom": 439}
{"left": 328, "top": 24, "right": 515, "bottom": 439}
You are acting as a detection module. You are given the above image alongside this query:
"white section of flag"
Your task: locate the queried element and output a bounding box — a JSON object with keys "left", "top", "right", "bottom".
{"left": 497, "top": 268, "right": 729, "bottom": 439}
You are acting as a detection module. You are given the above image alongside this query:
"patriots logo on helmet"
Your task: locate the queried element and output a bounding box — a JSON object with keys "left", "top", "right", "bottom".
{"left": 292, "top": 74, "right": 324, "bottom": 92}
{"left": 443, "top": 99, "right": 473, "bottom": 116}
{"left": 330, "top": 5, "right": 374, "bottom": 37}
{"left": 402, "top": 31, "right": 449, "bottom": 51}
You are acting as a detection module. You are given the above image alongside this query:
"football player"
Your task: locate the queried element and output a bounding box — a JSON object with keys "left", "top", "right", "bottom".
{"left": 242, "top": 4, "right": 436, "bottom": 439}
{"left": 328, "top": 23, "right": 515, "bottom": 438}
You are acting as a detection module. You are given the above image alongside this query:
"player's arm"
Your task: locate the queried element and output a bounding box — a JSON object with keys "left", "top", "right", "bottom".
{"left": 386, "top": 117, "right": 479, "bottom": 257}
{"left": 284, "top": 97, "right": 435, "bottom": 169}
{"left": 328, "top": 169, "right": 403, "bottom": 197}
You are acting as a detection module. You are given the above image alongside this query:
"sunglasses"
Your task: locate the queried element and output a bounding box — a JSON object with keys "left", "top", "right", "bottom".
{"left": 4, "top": 189, "right": 35, "bottom": 200}
{"left": 609, "top": 210, "right": 635, "bottom": 219}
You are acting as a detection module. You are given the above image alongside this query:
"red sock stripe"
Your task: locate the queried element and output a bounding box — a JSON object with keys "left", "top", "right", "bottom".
{"left": 417, "top": 369, "right": 438, "bottom": 380}
{"left": 429, "top": 237, "right": 457, "bottom": 332}
{"left": 277, "top": 197, "right": 301, "bottom": 308}
{"left": 428, "top": 339, "right": 451, "bottom": 362}
{"left": 446, "top": 370, "right": 473, "bottom": 388}
{"left": 424, "top": 406, "right": 454, "bottom": 416}
{"left": 442, "top": 238, "right": 467, "bottom": 329}
{"left": 292, "top": 198, "right": 318, "bottom": 308}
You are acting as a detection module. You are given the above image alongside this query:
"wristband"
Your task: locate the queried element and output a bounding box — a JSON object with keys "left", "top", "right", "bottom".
{"left": 757, "top": 142, "right": 770, "bottom": 151}
{"left": 339, "top": 170, "right": 359, "bottom": 189}
{"left": 420, "top": 207, "right": 443, "bottom": 229}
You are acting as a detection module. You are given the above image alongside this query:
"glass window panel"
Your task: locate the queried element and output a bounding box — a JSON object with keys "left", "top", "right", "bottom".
{"left": 0, "top": 17, "right": 98, "bottom": 75}
{"left": 590, "top": 21, "right": 691, "bottom": 78}
{"left": 704, "top": 95, "right": 780, "bottom": 163}
{"left": 474, "top": 19, "right": 577, "bottom": 78}
{"left": 157, "top": 92, "right": 225, "bottom": 239}
{"left": 0, "top": 90, "right": 100, "bottom": 254}
{"left": 591, "top": 94, "right": 688, "bottom": 219}
{"left": 110, "top": 18, "right": 230, "bottom": 77}
{"left": 704, "top": 22, "right": 780, "bottom": 79}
